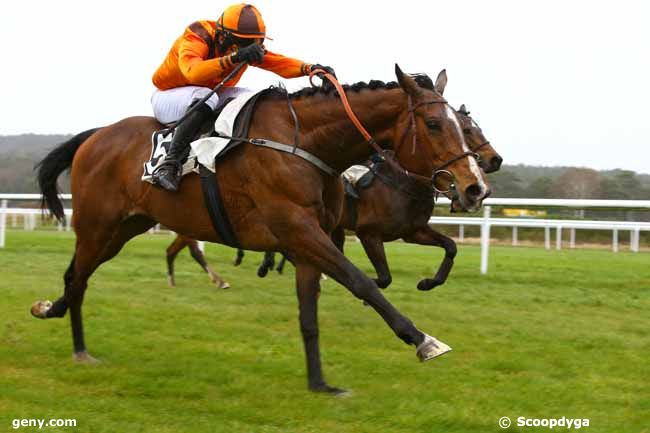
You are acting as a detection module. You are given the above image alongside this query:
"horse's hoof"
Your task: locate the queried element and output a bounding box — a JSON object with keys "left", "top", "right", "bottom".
{"left": 320, "top": 274, "right": 328, "bottom": 281}
{"left": 73, "top": 351, "right": 100, "bottom": 364}
{"left": 374, "top": 278, "right": 391, "bottom": 289}
{"left": 310, "top": 383, "right": 350, "bottom": 396}
{"left": 257, "top": 267, "right": 269, "bottom": 278}
{"left": 417, "top": 278, "right": 442, "bottom": 291}
{"left": 30, "top": 300, "right": 52, "bottom": 319}
{"left": 167, "top": 275, "right": 176, "bottom": 287}
{"left": 218, "top": 281, "right": 230, "bottom": 289}
{"left": 416, "top": 334, "right": 452, "bottom": 361}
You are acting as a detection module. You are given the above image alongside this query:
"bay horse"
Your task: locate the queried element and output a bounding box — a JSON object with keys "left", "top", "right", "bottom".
{"left": 33, "top": 65, "right": 489, "bottom": 393}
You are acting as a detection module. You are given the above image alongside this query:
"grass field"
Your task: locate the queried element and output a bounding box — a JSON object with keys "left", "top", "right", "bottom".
{"left": 1, "top": 230, "right": 649, "bottom": 433}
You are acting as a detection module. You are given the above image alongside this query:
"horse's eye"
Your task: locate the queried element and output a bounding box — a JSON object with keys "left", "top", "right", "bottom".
{"left": 463, "top": 128, "right": 472, "bottom": 134}
{"left": 426, "top": 120, "right": 441, "bottom": 131}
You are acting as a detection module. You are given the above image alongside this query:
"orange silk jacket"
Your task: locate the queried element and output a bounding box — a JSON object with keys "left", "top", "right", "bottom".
{"left": 152, "top": 20, "right": 310, "bottom": 90}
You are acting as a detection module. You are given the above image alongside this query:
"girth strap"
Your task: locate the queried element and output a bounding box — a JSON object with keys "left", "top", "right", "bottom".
{"left": 213, "top": 131, "right": 338, "bottom": 177}
{"left": 248, "top": 138, "right": 338, "bottom": 177}
{"left": 199, "top": 165, "right": 239, "bottom": 248}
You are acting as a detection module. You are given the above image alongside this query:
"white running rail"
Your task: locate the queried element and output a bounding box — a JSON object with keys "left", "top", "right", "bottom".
{"left": 1, "top": 195, "right": 649, "bottom": 274}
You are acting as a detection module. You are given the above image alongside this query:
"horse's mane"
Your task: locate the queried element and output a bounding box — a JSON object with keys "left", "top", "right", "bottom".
{"left": 288, "top": 79, "right": 401, "bottom": 98}
{"left": 263, "top": 73, "right": 434, "bottom": 100}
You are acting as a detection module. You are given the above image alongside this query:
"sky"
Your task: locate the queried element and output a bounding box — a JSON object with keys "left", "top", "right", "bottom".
{"left": 1, "top": 0, "right": 649, "bottom": 173}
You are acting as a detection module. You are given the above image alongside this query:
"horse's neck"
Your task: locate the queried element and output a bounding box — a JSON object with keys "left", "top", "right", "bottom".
{"left": 291, "top": 89, "right": 405, "bottom": 173}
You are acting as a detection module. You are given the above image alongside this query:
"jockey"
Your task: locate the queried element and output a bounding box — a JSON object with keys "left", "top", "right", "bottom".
{"left": 151, "top": 3, "right": 335, "bottom": 192}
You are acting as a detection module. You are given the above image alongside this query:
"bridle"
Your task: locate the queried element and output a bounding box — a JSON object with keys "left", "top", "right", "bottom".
{"left": 309, "top": 70, "right": 477, "bottom": 195}
{"left": 458, "top": 111, "right": 491, "bottom": 159}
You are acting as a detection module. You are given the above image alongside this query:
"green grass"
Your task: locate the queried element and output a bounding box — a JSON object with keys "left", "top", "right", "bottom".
{"left": 1, "top": 230, "right": 649, "bottom": 433}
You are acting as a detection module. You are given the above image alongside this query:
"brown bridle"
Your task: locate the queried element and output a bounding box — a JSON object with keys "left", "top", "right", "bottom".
{"left": 309, "top": 69, "right": 477, "bottom": 195}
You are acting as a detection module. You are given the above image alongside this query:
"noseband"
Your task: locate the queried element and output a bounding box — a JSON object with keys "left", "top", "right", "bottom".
{"left": 309, "top": 70, "right": 478, "bottom": 196}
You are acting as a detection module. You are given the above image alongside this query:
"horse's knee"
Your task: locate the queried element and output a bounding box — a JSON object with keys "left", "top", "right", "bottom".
{"left": 444, "top": 240, "right": 457, "bottom": 259}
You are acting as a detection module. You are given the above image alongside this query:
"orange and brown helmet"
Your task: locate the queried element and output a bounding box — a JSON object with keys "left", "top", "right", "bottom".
{"left": 217, "top": 4, "right": 269, "bottom": 39}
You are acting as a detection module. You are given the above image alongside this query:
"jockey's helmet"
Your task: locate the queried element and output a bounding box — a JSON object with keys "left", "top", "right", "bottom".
{"left": 217, "top": 4, "right": 268, "bottom": 39}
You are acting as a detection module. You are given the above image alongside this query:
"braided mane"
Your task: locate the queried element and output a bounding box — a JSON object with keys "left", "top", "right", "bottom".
{"left": 264, "top": 73, "right": 434, "bottom": 100}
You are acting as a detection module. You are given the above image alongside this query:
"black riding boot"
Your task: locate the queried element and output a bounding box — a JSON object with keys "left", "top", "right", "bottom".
{"left": 152, "top": 102, "right": 213, "bottom": 192}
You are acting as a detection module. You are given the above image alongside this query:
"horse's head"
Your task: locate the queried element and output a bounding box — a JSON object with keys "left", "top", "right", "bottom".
{"left": 456, "top": 104, "right": 502, "bottom": 174}
{"left": 393, "top": 65, "right": 490, "bottom": 211}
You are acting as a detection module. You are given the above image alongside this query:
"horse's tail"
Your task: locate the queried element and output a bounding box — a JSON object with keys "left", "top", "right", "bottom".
{"left": 35, "top": 127, "right": 101, "bottom": 222}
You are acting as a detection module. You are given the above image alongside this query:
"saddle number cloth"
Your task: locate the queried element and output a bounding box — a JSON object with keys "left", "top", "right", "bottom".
{"left": 142, "top": 89, "right": 261, "bottom": 183}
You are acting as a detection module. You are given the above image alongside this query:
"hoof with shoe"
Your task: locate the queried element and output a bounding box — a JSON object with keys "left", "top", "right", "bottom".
{"left": 30, "top": 300, "right": 52, "bottom": 319}
{"left": 73, "top": 351, "right": 100, "bottom": 364}
{"left": 216, "top": 280, "right": 230, "bottom": 289}
{"left": 416, "top": 334, "right": 452, "bottom": 361}
{"left": 167, "top": 275, "right": 176, "bottom": 288}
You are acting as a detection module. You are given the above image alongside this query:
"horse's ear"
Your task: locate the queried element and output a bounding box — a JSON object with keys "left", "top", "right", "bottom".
{"left": 434, "top": 69, "right": 448, "bottom": 95}
{"left": 459, "top": 104, "right": 467, "bottom": 113}
{"left": 395, "top": 63, "right": 422, "bottom": 96}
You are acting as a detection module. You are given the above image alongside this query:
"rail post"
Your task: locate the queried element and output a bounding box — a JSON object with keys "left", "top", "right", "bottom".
{"left": 480, "top": 206, "right": 491, "bottom": 275}
{"left": 0, "top": 199, "right": 7, "bottom": 248}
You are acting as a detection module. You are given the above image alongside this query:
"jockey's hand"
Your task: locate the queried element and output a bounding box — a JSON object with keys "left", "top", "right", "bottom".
{"left": 233, "top": 44, "right": 265, "bottom": 64}
{"left": 310, "top": 64, "right": 337, "bottom": 78}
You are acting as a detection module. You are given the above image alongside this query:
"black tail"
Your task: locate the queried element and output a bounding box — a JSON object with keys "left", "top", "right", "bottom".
{"left": 35, "top": 128, "right": 101, "bottom": 222}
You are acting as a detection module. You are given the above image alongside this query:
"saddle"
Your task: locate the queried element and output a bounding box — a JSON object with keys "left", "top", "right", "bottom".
{"left": 341, "top": 157, "right": 384, "bottom": 199}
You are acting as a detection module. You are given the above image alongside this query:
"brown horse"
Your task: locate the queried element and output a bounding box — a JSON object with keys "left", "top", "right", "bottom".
{"left": 165, "top": 235, "right": 230, "bottom": 288}
{"left": 33, "top": 65, "right": 489, "bottom": 393}
{"left": 331, "top": 74, "right": 502, "bottom": 291}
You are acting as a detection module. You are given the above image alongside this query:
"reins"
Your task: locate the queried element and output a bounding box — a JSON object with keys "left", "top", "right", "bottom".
{"left": 309, "top": 69, "right": 477, "bottom": 195}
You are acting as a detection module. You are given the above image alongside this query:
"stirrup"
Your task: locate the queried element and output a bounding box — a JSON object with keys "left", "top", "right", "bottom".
{"left": 152, "top": 160, "right": 182, "bottom": 192}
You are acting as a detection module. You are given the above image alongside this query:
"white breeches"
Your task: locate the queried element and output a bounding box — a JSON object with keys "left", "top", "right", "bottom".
{"left": 151, "top": 86, "right": 251, "bottom": 124}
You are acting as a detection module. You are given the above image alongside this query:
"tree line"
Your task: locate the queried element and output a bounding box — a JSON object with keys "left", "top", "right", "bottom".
{"left": 1, "top": 134, "right": 649, "bottom": 200}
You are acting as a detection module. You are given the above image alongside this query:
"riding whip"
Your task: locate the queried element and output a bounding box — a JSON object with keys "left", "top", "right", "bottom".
{"left": 168, "top": 61, "right": 248, "bottom": 132}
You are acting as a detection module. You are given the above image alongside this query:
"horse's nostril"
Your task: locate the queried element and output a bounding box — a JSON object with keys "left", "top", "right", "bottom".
{"left": 491, "top": 155, "right": 503, "bottom": 170}
{"left": 465, "top": 184, "right": 483, "bottom": 201}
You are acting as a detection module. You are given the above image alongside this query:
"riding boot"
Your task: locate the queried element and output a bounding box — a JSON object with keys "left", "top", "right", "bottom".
{"left": 152, "top": 102, "right": 214, "bottom": 192}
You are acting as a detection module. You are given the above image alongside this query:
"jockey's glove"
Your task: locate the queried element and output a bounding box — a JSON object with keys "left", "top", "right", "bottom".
{"left": 233, "top": 44, "right": 265, "bottom": 64}
{"left": 310, "top": 64, "right": 337, "bottom": 78}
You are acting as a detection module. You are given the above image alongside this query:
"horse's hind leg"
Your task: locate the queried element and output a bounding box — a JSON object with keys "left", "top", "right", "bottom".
{"left": 187, "top": 240, "right": 230, "bottom": 289}
{"left": 32, "top": 215, "right": 155, "bottom": 362}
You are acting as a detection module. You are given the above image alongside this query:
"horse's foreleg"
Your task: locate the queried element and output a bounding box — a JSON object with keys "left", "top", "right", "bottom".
{"left": 358, "top": 233, "right": 392, "bottom": 289}
{"left": 403, "top": 227, "right": 457, "bottom": 291}
{"left": 288, "top": 221, "right": 450, "bottom": 364}
{"left": 295, "top": 262, "right": 346, "bottom": 394}
{"left": 187, "top": 241, "right": 230, "bottom": 289}
{"left": 233, "top": 248, "right": 245, "bottom": 266}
